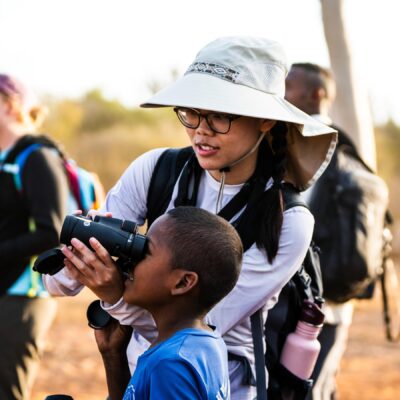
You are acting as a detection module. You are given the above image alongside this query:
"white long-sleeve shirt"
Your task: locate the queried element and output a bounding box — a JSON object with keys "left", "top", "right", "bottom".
{"left": 44, "top": 147, "right": 314, "bottom": 375}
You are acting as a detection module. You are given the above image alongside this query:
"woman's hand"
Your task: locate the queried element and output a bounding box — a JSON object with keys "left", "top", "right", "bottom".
{"left": 61, "top": 237, "right": 125, "bottom": 305}
{"left": 86, "top": 209, "right": 113, "bottom": 219}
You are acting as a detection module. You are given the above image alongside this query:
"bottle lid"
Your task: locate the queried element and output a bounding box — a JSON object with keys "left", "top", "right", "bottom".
{"left": 300, "top": 300, "right": 325, "bottom": 325}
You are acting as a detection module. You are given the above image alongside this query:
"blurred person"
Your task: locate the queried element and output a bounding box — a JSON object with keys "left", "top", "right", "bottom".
{"left": 285, "top": 62, "right": 358, "bottom": 400}
{"left": 44, "top": 37, "right": 337, "bottom": 399}
{"left": 0, "top": 74, "right": 70, "bottom": 400}
{"left": 92, "top": 206, "right": 242, "bottom": 399}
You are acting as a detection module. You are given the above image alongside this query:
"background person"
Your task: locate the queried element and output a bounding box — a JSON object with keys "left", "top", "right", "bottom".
{"left": 44, "top": 36, "right": 337, "bottom": 399}
{"left": 285, "top": 62, "right": 357, "bottom": 400}
{"left": 0, "top": 74, "right": 70, "bottom": 399}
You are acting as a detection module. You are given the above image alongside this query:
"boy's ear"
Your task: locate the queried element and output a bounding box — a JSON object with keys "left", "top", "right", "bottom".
{"left": 170, "top": 270, "right": 198, "bottom": 296}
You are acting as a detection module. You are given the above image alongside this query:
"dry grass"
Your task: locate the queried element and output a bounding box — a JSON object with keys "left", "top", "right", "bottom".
{"left": 30, "top": 278, "right": 400, "bottom": 400}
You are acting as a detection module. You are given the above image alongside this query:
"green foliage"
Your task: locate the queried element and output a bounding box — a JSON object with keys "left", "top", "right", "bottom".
{"left": 375, "top": 120, "right": 400, "bottom": 218}
{"left": 41, "top": 89, "right": 188, "bottom": 191}
{"left": 79, "top": 89, "right": 128, "bottom": 132}
{"left": 43, "top": 97, "right": 84, "bottom": 145}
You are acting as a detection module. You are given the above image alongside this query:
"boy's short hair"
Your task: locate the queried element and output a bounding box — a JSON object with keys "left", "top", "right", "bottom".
{"left": 164, "top": 206, "right": 243, "bottom": 311}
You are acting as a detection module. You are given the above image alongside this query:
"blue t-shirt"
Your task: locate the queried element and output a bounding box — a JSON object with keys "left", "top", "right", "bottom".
{"left": 123, "top": 328, "right": 230, "bottom": 400}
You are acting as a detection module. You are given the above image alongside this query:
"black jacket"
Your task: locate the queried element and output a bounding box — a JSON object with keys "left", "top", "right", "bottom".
{"left": 0, "top": 135, "right": 69, "bottom": 294}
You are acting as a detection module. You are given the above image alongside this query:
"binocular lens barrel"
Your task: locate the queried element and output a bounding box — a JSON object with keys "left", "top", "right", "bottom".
{"left": 60, "top": 215, "right": 147, "bottom": 260}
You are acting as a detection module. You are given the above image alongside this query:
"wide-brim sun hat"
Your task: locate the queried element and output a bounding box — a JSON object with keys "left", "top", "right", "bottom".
{"left": 141, "top": 36, "right": 337, "bottom": 190}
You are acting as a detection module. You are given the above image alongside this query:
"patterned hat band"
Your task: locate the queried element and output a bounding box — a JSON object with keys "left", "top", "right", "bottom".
{"left": 185, "top": 61, "right": 286, "bottom": 97}
{"left": 185, "top": 62, "right": 240, "bottom": 83}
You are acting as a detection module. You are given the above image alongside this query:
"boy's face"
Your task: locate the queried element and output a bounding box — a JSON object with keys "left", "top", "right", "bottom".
{"left": 123, "top": 215, "right": 175, "bottom": 308}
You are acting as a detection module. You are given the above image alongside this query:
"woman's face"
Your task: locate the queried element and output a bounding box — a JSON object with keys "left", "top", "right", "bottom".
{"left": 0, "top": 95, "right": 11, "bottom": 130}
{"left": 0, "top": 94, "right": 34, "bottom": 134}
{"left": 184, "top": 109, "right": 274, "bottom": 184}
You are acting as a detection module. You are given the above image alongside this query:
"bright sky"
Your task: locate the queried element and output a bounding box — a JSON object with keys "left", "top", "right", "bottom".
{"left": 0, "top": 0, "right": 399, "bottom": 123}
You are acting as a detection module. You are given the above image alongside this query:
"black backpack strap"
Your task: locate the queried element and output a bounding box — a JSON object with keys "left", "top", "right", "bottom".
{"left": 251, "top": 184, "right": 321, "bottom": 400}
{"left": 281, "top": 183, "right": 307, "bottom": 211}
{"left": 250, "top": 185, "right": 306, "bottom": 400}
{"left": 282, "top": 184, "right": 324, "bottom": 299}
{"left": 146, "top": 147, "right": 194, "bottom": 228}
{"left": 251, "top": 310, "right": 268, "bottom": 400}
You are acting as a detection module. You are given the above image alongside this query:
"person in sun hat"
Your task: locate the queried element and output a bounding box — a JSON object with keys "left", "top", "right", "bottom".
{"left": 0, "top": 74, "right": 69, "bottom": 400}
{"left": 44, "top": 36, "right": 337, "bottom": 399}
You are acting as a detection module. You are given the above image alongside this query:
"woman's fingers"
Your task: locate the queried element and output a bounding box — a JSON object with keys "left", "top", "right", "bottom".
{"left": 87, "top": 209, "right": 113, "bottom": 220}
{"left": 62, "top": 237, "right": 124, "bottom": 304}
{"left": 89, "top": 237, "right": 114, "bottom": 266}
{"left": 61, "top": 242, "right": 95, "bottom": 275}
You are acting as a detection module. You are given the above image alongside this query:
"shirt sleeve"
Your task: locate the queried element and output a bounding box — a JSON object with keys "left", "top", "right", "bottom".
{"left": 100, "top": 148, "right": 167, "bottom": 222}
{"left": 0, "top": 147, "right": 69, "bottom": 265}
{"left": 148, "top": 359, "right": 205, "bottom": 400}
{"left": 102, "top": 297, "right": 157, "bottom": 342}
{"left": 205, "top": 206, "right": 314, "bottom": 334}
{"left": 42, "top": 266, "right": 85, "bottom": 296}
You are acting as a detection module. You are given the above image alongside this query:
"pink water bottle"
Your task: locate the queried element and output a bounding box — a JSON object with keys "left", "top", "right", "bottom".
{"left": 279, "top": 300, "right": 325, "bottom": 380}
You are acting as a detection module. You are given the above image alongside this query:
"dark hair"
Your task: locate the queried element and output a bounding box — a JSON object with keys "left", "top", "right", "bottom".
{"left": 164, "top": 206, "right": 243, "bottom": 311}
{"left": 256, "top": 121, "right": 288, "bottom": 263}
{"left": 291, "top": 62, "right": 335, "bottom": 100}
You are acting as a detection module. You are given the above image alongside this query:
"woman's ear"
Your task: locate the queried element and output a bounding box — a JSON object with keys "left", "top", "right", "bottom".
{"left": 171, "top": 270, "right": 198, "bottom": 296}
{"left": 260, "top": 119, "right": 277, "bottom": 134}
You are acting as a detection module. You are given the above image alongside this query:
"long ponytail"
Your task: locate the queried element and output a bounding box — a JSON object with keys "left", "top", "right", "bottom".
{"left": 256, "top": 121, "right": 288, "bottom": 263}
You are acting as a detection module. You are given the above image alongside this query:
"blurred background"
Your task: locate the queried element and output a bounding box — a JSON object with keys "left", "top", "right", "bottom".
{"left": 1, "top": 0, "right": 400, "bottom": 399}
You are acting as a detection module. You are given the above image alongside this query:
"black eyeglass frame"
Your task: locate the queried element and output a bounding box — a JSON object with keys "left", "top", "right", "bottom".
{"left": 173, "top": 107, "right": 242, "bottom": 134}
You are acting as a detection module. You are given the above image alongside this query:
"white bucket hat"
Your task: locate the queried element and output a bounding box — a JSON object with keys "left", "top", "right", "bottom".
{"left": 141, "top": 36, "right": 337, "bottom": 190}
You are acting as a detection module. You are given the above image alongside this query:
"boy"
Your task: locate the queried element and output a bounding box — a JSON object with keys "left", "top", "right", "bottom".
{"left": 90, "top": 206, "right": 243, "bottom": 399}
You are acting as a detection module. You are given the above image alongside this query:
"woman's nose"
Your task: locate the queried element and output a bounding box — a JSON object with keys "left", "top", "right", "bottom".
{"left": 196, "top": 116, "right": 215, "bottom": 136}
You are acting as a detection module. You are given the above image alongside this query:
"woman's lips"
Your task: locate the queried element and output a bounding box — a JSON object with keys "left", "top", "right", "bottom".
{"left": 195, "top": 143, "right": 219, "bottom": 157}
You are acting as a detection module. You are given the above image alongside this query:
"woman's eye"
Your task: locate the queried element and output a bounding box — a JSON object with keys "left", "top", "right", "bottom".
{"left": 211, "top": 114, "right": 226, "bottom": 121}
{"left": 184, "top": 110, "right": 197, "bottom": 118}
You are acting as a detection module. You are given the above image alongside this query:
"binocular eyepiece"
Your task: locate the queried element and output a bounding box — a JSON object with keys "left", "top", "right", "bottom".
{"left": 34, "top": 215, "right": 147, "bottom": 276}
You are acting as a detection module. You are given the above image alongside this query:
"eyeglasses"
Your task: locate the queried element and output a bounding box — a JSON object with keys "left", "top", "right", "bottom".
{"left": 174, "top": 107, "right": 242, "bottom": 134}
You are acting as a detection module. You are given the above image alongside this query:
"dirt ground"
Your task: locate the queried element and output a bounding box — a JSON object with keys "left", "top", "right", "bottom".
{"left": 31, "top": 286, "right": 400, "bottom": 400}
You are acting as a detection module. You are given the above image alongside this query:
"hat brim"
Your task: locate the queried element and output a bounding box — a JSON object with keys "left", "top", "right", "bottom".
{"left": 141, "top": 73, "right": 337, "bottom": 190}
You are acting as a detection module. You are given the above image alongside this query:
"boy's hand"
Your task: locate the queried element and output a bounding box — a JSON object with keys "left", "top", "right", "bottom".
{"left": 61, "top": 237, "right": 125, "bottom": 304}
{"left": 94, "top": 319, "right": 132, "bottom": 400}
{"left": 94, "top": 319, "right": 133, "bottom": 356}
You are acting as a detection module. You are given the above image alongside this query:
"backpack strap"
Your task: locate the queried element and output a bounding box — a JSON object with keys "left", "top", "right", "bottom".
{"left": 146, "top": 146, "right": 194, "bottom": 227}
{"left": 64, "top": 159, "right": 86, "bottom": 212}
{"left": 251, "top": 185, "right": 319, "bottom": 400}
{"left": 250, "top": 310, "right": 268, "bottom": 400}
{"left": 1, "top": 136, "right": 98, "bottom": 214}
{"left": 1, "top": 143, "right": 44, "bottom": 192}
{"left": 281, "top": 183, "right": 307, "bottom": 211}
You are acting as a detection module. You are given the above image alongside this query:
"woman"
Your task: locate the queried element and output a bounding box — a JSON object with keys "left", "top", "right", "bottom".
{"left": 45, "top": 37, "right": 337, "bottom": 399}
{"left": 0, "top": 74, "right": 69, "bottom": 400}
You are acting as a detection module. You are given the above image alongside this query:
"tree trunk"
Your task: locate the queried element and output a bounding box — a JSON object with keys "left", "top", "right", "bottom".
{"left": 321, "top": 0, "right": 376, "bottom": 169}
